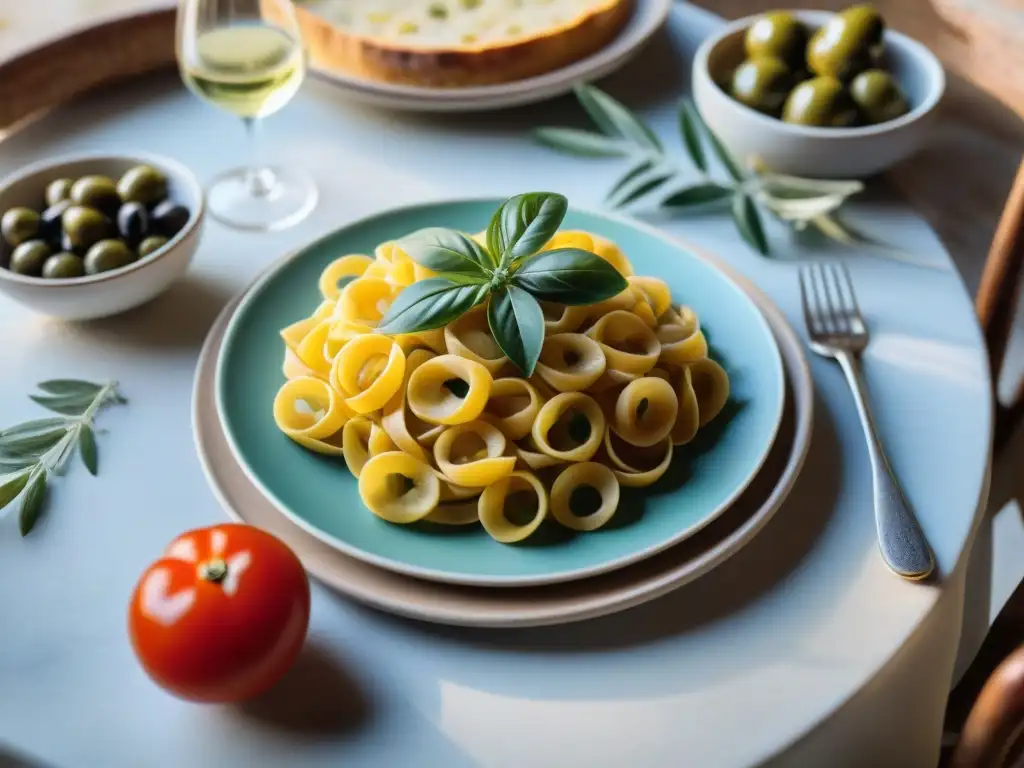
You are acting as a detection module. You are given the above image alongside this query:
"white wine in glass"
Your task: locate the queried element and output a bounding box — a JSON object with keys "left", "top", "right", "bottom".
{"left": 177, "top": 0, "right": 317, "bottom": 232}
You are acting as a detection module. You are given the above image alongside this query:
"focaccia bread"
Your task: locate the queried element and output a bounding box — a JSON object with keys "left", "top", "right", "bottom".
{"left": 281, "top": 0, "right": 633, "bottom": 87}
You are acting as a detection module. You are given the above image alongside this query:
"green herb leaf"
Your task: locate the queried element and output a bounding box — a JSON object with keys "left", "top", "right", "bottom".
{"left": 487, "top": 286, "right": 545, "bottom": 376}
{"left": 400, "top": 227, "right": 495, "bottom": 275}
{"left": 0, "top": 470, "right": 30, "bottom": 512}
{"left": 36, "top": 380, "right": 103, "bottom": 397}
{"left": 19, "top": 471, "right": 47, "bottom": 536}
{"left": 513, "top": 248, "right": 628, "bottom": 305}
{"left": 677, "top": 101, "right": 708, "bottom": 172}
{"left": 336, "top": 274, "right": 359, "bottom": 292}
{"left": 0, "top": 417, "right": 67, "bottom": 440}
{"left": 606, "top": 159, "right": 653, "bottom": 202}
{"left": 376, "top": 278, "right": 488, "bottom": 335}
{"left": 80, "top": 425, "right": 98, "bottom": 475}
{"left": 29, "top": 394, "right": 92, "bottom": 416}
{"left": 0, "top": 428, "right": 68, "bottom": 455}
{"left": 611, "top": 167, "right": 676, "bottom": 208}
{"left": 759, "top": 193, "right": 847, "bottom": 222}
{"left": 574, "top": 85, "right": 663, "bottom": 152}
{"left": 732, "top": 193, "right": 769, "bottom": 255}
{"left": 0, "top": 455, "right": 37, "bottom": 472}
{"left": 488, "top": 192, "right": 568, "bottom": 268}
{"left": 532, "top": 127, "right": 630, "bottom": 158}
{"left": 663, "top": 183, "right": 734, "bottom": 208}
{"left": 757, "top": 173, "right": 863, "bottom": 200}
{"left": 690, "top": 110, "right": 745, "bottom": 181}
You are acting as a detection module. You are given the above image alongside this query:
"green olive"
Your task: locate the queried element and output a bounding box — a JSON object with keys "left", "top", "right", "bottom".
{"left": 84, "top": 239, "right": 136, "bottom": 275}
{"left": 9, "top": 240, "right": 52, "bottom": 276}
{"left": 807, "top": 5, "right": 884, "bottom": 80}
{"left": 730, "top": 57, "right": 793, "bottom": 115}
{"left": 45, "top": 178, "right": 74, "bottom": 207}
{"left": 117, "top": 165, "right": 168, "bottom": 207}
{"left": 70, "top": 175, "right": 121, "bottom": 215}
{"left": 62, "top": 205, "right": 113, "bottom": 250}
{"left": 782, "top": 76, "right": 858, "bottom": 127}
{"left": 1, "top": 207, "right": 41, "bottom": 247}
{"left": 42, "top": 252, "right": 85, "bottom": 280}
{"left": 744, "top": 12, "right": 807, "bottom": 67}
{"left": 137, "top": 235, "right": 169, "bottom": 258}
{"left": 849, "top": 68, "right": 909, "bottom": 124}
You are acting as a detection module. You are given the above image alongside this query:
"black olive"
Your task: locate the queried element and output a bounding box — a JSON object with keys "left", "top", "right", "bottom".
{"left": 151, "top": 201, "right": 190, "bottom": 238}
{"left": 117, "top": 202, "right": 150, "bottom": 247}
{"left": 40, "top": 199, "right": 72, "bottom": 245}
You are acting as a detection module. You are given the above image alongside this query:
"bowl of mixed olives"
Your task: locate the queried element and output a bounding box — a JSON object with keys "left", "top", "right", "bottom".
{"left": 692, "top": 6, "right": 945, "bottom": 178}
{"left": 0, "top": 152, "right": 204, "bottom": 320}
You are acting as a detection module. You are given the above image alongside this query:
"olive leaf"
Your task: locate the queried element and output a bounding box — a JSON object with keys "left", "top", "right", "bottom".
{"left": 732, "top": 193, "right": 769, "bottom": 255}
{"left": 0, "top": 471, "right": 30, "bottom": 513}
{"left": 37, "top": 380, "right": 103, "bottom": 397}
{"left": 376, "top": 278, "right": 488, "bottom": 335}
{"left": 606, "top": 159, "right": 655, "bottom": 202}
{"left": 532, "top": 128, "right": 630, "bottom": 158}
{"left": 610, "top": 167, "right": 676, "bottom": 209}
{"left": 662, "top": 183, "right": 733, "bottom": 208}
{"left": 399, "top": 227, "right": 495, "bottom": 275}
{"left": 19, "top": 471, "right": 47, "bottom": 536}
{"left": 702, "top": 123, "right": 746, "bottom": 182}
{"left": 0, "top": 428, "right": 68, "bottom": 455}
{"left": 0, "top": 417, "right": 68, "bottom": 440}
{"left": 574, "top": 84, "right": 663, "bottom": 152}
{"left": 29, "top": 394, "right": 93, "bottom": 416}
{"left": 487, "top": 192, "right": 568, "bottom": 268}
{"left": 677, "top": 101, "right": 708, "bottom": 172}
{"left": 487, "top": 286, "right": 545, "bottom": 376}
{"left": 79, "top": 425, "right": 98, "bottom": 475}
{"left": 513, "top": 248, "right": 628, "bottom": 305}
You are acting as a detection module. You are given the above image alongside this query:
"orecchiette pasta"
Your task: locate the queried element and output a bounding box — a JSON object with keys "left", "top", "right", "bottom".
{"left": 272, "top": 228, "right": 731, "bottom": 543}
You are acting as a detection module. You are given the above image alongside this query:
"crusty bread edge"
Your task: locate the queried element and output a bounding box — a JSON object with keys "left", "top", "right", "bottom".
{"left": 275, "top": 0, "right": 633, "bottom": 87}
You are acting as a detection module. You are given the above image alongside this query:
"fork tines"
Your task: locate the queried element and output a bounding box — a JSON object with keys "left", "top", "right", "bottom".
{"left": 799, "top": 261, "right": 864, "bottom": 338}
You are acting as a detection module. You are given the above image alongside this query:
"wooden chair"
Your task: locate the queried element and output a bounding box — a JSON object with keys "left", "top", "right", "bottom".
{"left": 944, "top": 156, "right": 1024, "bottom": 767}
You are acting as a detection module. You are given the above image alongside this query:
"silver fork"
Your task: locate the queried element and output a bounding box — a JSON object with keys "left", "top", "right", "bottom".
{"left": 799, "top": 262, "right": 935, "bottom": 581}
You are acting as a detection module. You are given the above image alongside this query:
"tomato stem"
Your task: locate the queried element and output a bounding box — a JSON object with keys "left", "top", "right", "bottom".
{"left": 199, "top": 558, "right": 228, "bottom": 583}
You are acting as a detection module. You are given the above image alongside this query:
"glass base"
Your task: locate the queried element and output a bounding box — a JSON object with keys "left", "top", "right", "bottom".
{"left": 206, "top": 165, "right": 318, "bottom": 232}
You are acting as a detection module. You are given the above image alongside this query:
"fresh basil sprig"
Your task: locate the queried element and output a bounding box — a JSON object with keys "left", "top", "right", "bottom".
{"left": 534, "top": 85, "right": 939, "bottom": 269}
{"left": 376, "top": 193, "right": 627, "bottom": 375}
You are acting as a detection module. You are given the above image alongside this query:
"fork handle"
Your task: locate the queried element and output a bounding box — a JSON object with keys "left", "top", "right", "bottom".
{"left": 835, "top": 351, "right": 936, "bottom": 580}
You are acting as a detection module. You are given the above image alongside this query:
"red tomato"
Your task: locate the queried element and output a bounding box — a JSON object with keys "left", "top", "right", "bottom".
{"left": 128, "top": 523, "right": 310, "bottom": 703}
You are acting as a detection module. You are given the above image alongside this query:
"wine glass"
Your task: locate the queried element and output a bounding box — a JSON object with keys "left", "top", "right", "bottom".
{"left": 176, "top": 0, "right": 317, "bottom": 232}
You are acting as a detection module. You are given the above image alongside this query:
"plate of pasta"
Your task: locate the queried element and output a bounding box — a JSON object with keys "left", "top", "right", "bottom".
{"left": 215, "top": 194, "right": 785, "bottom": 586}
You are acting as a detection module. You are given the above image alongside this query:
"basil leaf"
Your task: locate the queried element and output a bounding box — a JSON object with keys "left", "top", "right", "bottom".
{"left": 487, "top": 286, "right": 545, "bottom": 377}
{"left": 574, "top": 85, "right": 662, "bottom": 152}
{"left": 513, "top": 248, "right": 628, "bottom": 305}
{"left": 80, "top": 424, "right": 98, "bottom": 475}
{"left": 399, "top": 227, "right": 495, "bottom": 275}
{"left": 677, "top": 101, "right": 708, "bottom": 172}
{"left": 732, "top": 193, "right": 769, "bottom": 255}
{"left": 487, "top": 192, "right": 568, "bottom": 268}
{"left": 19, "top": 471, "right": 47, "bottom": 536}
{"left": 37, "top": 380, "right": 103, "bottom": 397}
{"left": 376, "top": 278, "right": 488, "bottom": 335}
{"left": 662, "top": 183, "right": 733, "bottom": 208}
{"left": 611, "top": 167, "right": 675, "bottom": 208}
{"left": 0, "top": 470, "right": 30, "bottom": 512}
{"left": 533, "top": 127, "right": 629, "bottom": 158}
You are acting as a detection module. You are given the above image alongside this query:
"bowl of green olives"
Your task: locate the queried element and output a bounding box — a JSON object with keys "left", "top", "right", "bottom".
{"left": 692, "top": 6, "right": 945, "bottom": 178}
{"left": 0, "top": 152, "right": 204, "bottom": 320}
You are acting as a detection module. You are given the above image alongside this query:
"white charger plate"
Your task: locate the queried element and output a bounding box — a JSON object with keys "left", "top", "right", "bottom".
{"left": 307, "top": 0, "right": 672, "bottom": 112}
{"left": 192, "top": 242, "right": 813, "bottom": 627}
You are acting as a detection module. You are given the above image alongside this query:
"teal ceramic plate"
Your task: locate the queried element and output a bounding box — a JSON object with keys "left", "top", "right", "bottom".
{"left": 216, "top": 200, "right": 785, "bottom": 587}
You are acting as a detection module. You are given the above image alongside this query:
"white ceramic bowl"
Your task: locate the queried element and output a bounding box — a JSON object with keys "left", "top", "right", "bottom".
{"left": 0, "top": 152, "right": 205, "bottom": 320}
{"left": 692, "top": 10, "right": 946, "bottom": 179}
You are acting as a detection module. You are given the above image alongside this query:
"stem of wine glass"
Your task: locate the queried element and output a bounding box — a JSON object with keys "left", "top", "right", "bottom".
{"left": 243, "top": 117, "right": 277, "bottom": 199}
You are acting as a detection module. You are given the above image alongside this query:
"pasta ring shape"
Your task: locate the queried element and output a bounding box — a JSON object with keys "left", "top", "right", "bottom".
{"left": 341, "top": 418, "right": 374, "bottom": 477}
{"left": 629, "top": 287, "right": 658, "bottom": 328}
{"left": 689, "top": 358, "right": 730, "bottom": 426}
{"left": 407, "top": 355, "right": 493, "bottom": 425}
{"left": 433, "top": 420, "right": 516, "bottom": 487}
{"left": 280, "top": 316, "right": 318, "bottom": 353}
{"left": 444, "top": 307, "right": 508, "bottom": 376}
{"left": 396, "top": 329, "right": 447, "bottom": 355}
{"left": 478, "top": 471, "right": 548, "bottom": 543}
{"left": 586, "top": 310, "right": 660, "bottom": 375}
{"left": 282, "top": 349, "right": 318, "bottom": 381}
{"left": 358, "top": 451, "right": 441, "bottom": 524}
{"left": 363, "top": 261, "right": 389, "bottom": 280}
{"left": 338, "top": 277, "right": 395, "bottom": 327}
{"left": 550, "top": 462, "right": 620, "bottom": 532}
{"left": 319, "top": 254, "right": 374, "bottom": 300}
{"left": 424, "top": 501, "right": 480, "bottom": 526}
{"left": 369, "top": 424, "right": 398, "bottom": 456}
{"left": 438, "top": 476, "right": 482, "bottom": 502}
{"left": 273, "top": 376, "right": 351, "bottom": 441}
{"left": 581, "top": 289, "right": 637, "bottom": 324}
{"left": 482, "top": 377, "right": 542, "bottom": 441}
{"left": 540, "top": 302, "right": 588, "bottom": 334}
{"left": 531, "top": 392, "right": 605, "bottom": 462}
{"left": 628, "top": 276, "right": 672, "bottom": 318}
{"left": 667, "top": 365, "right": 701, "bottom": 445}
{"left": 612, "top": 376, "right": 679, "bottom": 447}
{"left": 381, "top": 349, "right": 438, "bottom": 462}
{"left": 295, "top": 319, "right": 335, "bottom": 376}
{"left": 332, "top": 334, "right": 406, "bottom": 414}
{"left": 657, "top": 322, "right": 708, "bottom": 366}
{"left": 586, "top": 368, "right": 640, "bottom": 395}
{"left": 604, "top": 431, "right": 674, "bottom": 488}
{"left": 535, "top": 333, "right": 606, "bottom": 393}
